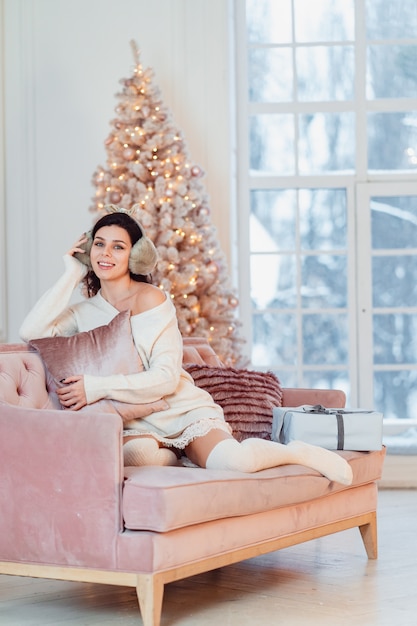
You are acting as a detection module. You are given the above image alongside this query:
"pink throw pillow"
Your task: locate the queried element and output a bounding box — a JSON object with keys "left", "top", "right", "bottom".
{"left": 184, "top": 364, "right": 283, "bottom": 441}
{"left": 29, "top": 310, "right": 168, "bottom": 420}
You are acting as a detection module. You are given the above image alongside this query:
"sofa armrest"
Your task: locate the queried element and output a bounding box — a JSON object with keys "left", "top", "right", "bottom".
{"left": 281, "top": 387, "right": 346, "bottom": 408}
{"left": 0, "top": 403, "right": 124, "bottom": 569}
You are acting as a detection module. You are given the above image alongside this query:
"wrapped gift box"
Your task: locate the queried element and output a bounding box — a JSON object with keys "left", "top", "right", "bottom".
{"left": 272, "top": 404, "right": 383, "bottom": 451}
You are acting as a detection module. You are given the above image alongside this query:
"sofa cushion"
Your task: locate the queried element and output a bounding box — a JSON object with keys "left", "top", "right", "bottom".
{"left": 122, "top": 447, "right": 386, "bottom": 532}
{"left": 182, "top": 337, "right": 224, "bottom": 367}
{"left": 184, "top": 364, "right": 283, "bottom": 441}
{"left": 28, "top": 310, "right": 168, "bottom": 419}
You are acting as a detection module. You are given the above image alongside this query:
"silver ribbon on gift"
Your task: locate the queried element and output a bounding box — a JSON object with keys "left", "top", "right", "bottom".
{"left": 303, "top": 405, "right": 374, "bottom": 450}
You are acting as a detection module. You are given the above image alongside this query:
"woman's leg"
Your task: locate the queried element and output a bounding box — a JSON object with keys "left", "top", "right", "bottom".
{"left": 123, "top": 436, "right": 178, "bottom": 467}
{"left": 184, "top": 428, "right": 234, "bottom": 467}
{"left": 185, "top": 432, "right": 353, "bottom": 485}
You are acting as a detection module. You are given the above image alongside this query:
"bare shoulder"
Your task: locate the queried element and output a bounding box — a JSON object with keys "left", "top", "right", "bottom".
{"left": 132, "top": 283, "right": 166, "bottom": 315}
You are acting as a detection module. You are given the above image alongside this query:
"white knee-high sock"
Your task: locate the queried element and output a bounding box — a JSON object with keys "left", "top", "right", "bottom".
{"left": 123, "top": 438, "right": 178, "bottom": 467}
{"left": 205, "top": 438, "right": 353, "bottom": 485}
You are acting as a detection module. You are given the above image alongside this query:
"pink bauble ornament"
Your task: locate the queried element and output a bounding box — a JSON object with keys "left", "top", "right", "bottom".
{"left": 191, "top": 165, "right": 202, "bottom": 177}
{"left": 123, "top": 148, "right": 135, "bottom": 161}
{"left": 207, "top": 261, "right": 219, "bottom": 274}
{"left": 109, "top": 191, "right": 122, "bottom": 203}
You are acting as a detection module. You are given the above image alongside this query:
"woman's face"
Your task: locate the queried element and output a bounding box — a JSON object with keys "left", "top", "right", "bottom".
{"left": 90, "top": 225, "right": 132, "bottom": 281}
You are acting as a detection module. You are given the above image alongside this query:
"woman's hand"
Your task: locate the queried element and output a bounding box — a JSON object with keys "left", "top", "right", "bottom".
{"left": 57, "top": 376, "right": 87, "bottom": 410}
{"left": 67, "top": 235, "right": 89, "bottom": 258}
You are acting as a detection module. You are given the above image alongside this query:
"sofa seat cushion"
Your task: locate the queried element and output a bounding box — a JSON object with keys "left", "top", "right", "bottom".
{"left": 122, "top": 447, "right": 386, "bottom": 532}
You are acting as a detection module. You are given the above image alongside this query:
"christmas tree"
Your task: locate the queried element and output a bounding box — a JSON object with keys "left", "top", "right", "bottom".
{"left": 89, "top": 41, "right": 245, "bottom": 366}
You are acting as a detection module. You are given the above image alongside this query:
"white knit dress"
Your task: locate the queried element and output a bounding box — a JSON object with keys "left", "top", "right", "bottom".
{"left": 19, "top": 255, "right": 231, "bottom": 448}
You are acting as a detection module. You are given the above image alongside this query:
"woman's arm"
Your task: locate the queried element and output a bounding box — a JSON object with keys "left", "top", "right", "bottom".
{"left": 19, "top": 255, "right": 86, "bottom": 340}
{"left": 83, "top": 299, "right": 184, "bottom": 405}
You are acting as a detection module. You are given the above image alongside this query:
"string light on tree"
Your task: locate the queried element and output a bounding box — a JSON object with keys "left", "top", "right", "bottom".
{"left": 89, "top": 40, "right": 245, "bottom": 366}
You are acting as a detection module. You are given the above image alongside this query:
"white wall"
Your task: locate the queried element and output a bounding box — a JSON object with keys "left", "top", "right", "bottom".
{"left": 0, "top": 0, "right": 6, "bottom": 341}
{"left": 0, "top": 0, "right": 235, "bottom": 341}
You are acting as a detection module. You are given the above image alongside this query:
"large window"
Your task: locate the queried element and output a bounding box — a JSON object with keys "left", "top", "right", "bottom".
{"left": 235, "top": 0, "right": 417, "bottom": 452}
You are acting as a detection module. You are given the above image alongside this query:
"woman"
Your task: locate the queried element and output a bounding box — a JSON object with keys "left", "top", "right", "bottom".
{"left": 20, "top": 205, "right": 352, "bottom": 484}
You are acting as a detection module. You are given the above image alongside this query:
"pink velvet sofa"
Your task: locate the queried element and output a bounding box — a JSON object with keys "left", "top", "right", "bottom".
{"left": 0, "top": 339, "right": 386, "bottom": 626}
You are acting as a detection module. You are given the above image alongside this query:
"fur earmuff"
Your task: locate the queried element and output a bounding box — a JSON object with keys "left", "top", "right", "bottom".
{"left": 128, "top": 236, "right": 158, "bottom": 275}
{"left": 74, "top": 231, "right": 93, "bottom": 269}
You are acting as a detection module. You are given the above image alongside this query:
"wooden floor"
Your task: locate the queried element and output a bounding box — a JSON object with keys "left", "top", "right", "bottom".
{"left": 0, "top": 489, "right": 415, "bottom": 626}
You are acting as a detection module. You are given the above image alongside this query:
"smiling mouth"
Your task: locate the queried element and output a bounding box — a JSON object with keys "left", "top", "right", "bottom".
{"left": 98, "top": 261, "right": 114, "bottom": 268}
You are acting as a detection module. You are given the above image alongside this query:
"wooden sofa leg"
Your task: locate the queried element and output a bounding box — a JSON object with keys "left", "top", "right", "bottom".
{"left": 136, "top": 574, "right": 165, "bottom": 626}
{"left": 359, "top": 511, "right": 378, "bottom": 559}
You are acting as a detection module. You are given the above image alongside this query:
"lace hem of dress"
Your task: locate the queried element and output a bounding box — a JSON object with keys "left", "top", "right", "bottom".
{"left": 123, "top": 418, "right": 232, "bottom": 450}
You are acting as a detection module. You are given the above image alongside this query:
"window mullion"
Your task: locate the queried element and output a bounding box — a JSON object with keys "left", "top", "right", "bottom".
{"left": 355, "top": 0, "right": 367, "bottom": 179}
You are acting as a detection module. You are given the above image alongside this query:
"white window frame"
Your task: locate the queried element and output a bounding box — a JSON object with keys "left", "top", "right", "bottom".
{"left": 233, "top": 0, "right": 417, "bottom": 469}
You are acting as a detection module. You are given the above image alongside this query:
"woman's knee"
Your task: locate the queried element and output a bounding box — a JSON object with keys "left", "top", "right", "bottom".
{"left": 205, "top": 438, "right": 254, "bottom": 472}
{"left": 123, "top": 437, "right": 178, "bottom": 467}
{"left": 185, "top": 430, "right": 234, "bottom": 468}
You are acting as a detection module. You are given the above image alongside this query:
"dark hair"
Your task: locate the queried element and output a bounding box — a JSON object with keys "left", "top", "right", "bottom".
{"left": 82, "top": 212, "right": 152, "bottom": 297}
